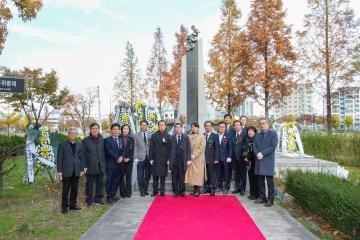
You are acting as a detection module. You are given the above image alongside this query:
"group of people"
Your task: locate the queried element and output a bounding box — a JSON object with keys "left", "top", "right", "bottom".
{"left": 56, "top": 114, "right": 278, "bottom": 214}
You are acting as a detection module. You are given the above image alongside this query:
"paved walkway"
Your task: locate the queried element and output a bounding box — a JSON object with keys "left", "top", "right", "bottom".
{"left": 80, "top": 192, "right": 317, "bottom": 240}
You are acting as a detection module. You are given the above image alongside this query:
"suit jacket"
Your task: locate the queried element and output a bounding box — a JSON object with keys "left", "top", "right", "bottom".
{"left": 104, "top": 136, "right": 124, "bottom": 170}
{"left": 226, "top": 124, "right": 235, "bottom": 134}
{"left": 231, "top": 126, "right": 248, "bottom": 161}
{"left": 122, "top": 135, "right": 135, "bottom": 161}
{"left": 169, "top": 133, "right": 192, "bottom": 171}
{"left": 204, "top": 132, "right": 220, "bottom": 164}
{"left": 56, "top": 141, "right": 82, "bottom": 177}
{"left": 169, "top": 124, "right": 191, "bottom": 135}
{"left": 82, "top": 135, "right": 106, "bottom": 175}
{"left": 253, "top": 129, "right": 278, "bottom": 176}
{"left": 133, "top": 131, "right": 151, "bottom": 161}
{"left": 218, "top": 132, "right": 233, "bottom": 162}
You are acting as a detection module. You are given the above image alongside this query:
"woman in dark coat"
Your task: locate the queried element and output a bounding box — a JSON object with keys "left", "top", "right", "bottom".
{"left": 242, "top": 126, "right": 259, "bottom": 200}
{"left": 149, "top": 120, "right": 171, "bottom": 196}
{"left": 120, "top": 124, "right": 134, "bottom": 198}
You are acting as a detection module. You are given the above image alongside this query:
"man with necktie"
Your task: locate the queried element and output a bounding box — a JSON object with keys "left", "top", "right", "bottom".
{"left": 169, "top": 123, "right": 192, "bottom": 197}
{"left": 133, "top": 120, "right": 152, "bottom": 197}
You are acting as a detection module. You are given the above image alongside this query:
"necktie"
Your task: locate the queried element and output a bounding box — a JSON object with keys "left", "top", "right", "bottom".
{"left": 206, "top": 133, "right": 209, "bottom": 142}
{"left": 115, "top": 137, "right": 119, "bottom": 147}
{"left": 236, "top": 133, "right": 240, "bottom": 141}
{"left": 177, "top": 135, "right": 181, "bottom": 143}
{"left": 143, "top": 132, "right": 147, "bottom": 144}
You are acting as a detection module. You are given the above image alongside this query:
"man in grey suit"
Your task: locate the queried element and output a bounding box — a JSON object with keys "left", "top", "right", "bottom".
{"left": 253, "top": 118, "right": 279, "bottom": 207}
{"left": 133, "top": 120, "right": 152, "bottom": 197}
{"left": 57, "top": 128, "right": 84, "bottom": 214}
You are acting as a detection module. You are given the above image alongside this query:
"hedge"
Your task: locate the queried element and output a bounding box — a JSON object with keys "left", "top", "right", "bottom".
{"left": 285, "top": 170, "right": 360, "bottom": 238}
{"left": 301, "top": 132, "right": 360, "bottom": 167}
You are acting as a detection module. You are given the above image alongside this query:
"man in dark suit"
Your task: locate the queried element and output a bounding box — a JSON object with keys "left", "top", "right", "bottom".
{"left": 57, "top": 128, "right": 83, "bottom": 214}
{"left": 231, "top": 117, "right": 248, "bottom": 195}
{"left": 82, "top": 123, "right": 106, "bottom": 206}
{"left": 202, "top": 121, "right": 220, "bottom": 196}
{"left": 169, "top": 123, "right": 192, "bottom": 197}
{"left": 224, "top": 114, "right": 234, "bottom": 134}
{"left": 104, "top": 123, "right": 124, "bottom": 204}
{"left": 253, "top": 118, "right": 278, "bottom": 207}
{"left": 217, "top": 121, "right": 233, "bottom": 195}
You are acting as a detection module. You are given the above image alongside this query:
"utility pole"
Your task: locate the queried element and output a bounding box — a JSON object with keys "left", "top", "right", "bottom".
{"left": 97, "top": 86, "right": 101, "bottom": 123}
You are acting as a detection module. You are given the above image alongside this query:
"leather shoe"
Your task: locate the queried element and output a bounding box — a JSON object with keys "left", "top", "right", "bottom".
{"left": 61, "top": 208, "right": 68, "bottom": 214}
{"left": 201, "top": 189, "right": 210, "bottom": 194}
{"left": 240, "top": 191, "right": 246, "bottom": 196}
{"left": 248, "top": 196, "right": 257, "bottom": 200}
{"left": 151, "top": 192, "right": 158, "bottom": 197}
{"left": 254, "top": 199, "right": 266, "bottom": 204}
{"left": 173, "top": 192, "right": 179, "bottom": 198}
{"left": 144, "top": 192, "right": 149, "bottom": 195}
{"left": 265, "top": 200, "right": 274, "bottom": 207}
{"left": 140, "top": 192, "right": 145, "bottom": 197}
{"left": 180, "top": 192, "right": 186, "bottom": 197}
{"left": 160, "top": 192, "right": 165, "bottom": 197}
{"left": 232, "top": 190, "right": 240, "bottom": 194}
{"left": 69, "top": 205, "right": 81, "bottom": 210}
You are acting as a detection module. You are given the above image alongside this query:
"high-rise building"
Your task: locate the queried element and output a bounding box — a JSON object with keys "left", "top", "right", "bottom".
{"left": 276, "top": 83, "right": 315, "bottom": 117}
{"left": 236, "top": 99, "right": 254, "bottom": 117}
{"left": 332, "top": 86, "right": 360, "bottom": 129}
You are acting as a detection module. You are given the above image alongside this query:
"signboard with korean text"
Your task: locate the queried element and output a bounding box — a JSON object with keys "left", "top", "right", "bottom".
{"left": 0, "top": 77, "right": 25, "bottom": 93}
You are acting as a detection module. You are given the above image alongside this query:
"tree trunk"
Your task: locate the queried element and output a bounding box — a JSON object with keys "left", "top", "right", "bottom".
{"left": 264, "top": 91, "right": 269, "bottom": 118}
{"left": 0, "top": 162, "right": 3, "bottom": 192}
{"left": 325, "top": 0, "right": 332, "bottom": 133}
{"left": 227, "top": 93, "right": 231, "bottom": 114}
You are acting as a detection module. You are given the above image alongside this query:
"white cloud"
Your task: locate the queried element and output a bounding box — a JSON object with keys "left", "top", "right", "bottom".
{"left": 9, "top": 23, "right": 91, "bottom": 45}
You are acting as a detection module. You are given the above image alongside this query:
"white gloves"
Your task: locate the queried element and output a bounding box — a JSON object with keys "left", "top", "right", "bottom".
{"left": 226, "top": 158, "right": 232, "bottom": 163}
{"left": 187, "top": 161, "right": 192, "bottom": 166}
{"left": 191, "top": 154, "right": 195, "bottom": 160}
{"left": 257, "top": 152, "right": 263, "bottom": 160}
{"left": 134, "top": 158, "right": 139, "bottom": 163}
{"left": 150, "top": 160, "right": 154, "bottom": 165}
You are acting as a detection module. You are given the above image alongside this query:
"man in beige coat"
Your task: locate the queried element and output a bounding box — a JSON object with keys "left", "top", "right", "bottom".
{"left": 185, "top": 122, "right": 206, "bottom": 196}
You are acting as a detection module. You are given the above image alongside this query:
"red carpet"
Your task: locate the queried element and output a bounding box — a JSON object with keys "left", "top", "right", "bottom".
{"left": 134, "top": 195, "right": 266, "bottom": 240}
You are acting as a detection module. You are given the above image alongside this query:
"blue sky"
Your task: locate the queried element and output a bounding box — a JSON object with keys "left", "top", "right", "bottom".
{"left": 1, "top": 0, "right": 359, "bottom": 117}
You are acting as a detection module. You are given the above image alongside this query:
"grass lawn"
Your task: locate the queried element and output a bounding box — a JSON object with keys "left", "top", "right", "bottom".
{"left": 0, "top": 158, "right": 110, "bottom": 240}
{"left": 346, "top": 166, "right": 360, "bottom": 184}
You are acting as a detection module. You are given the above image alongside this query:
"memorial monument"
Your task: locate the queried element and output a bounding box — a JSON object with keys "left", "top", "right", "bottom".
{"left": 178, "top": 26, "right": 207, "bottom": 127}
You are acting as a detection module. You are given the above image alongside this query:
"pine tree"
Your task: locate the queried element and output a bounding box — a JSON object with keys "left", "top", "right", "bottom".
{"left": 247, "top": 0, "right": 296, "bottom": 118}
{"left": 206, "top": 0, "right": 255, "bottom": 114}
{"left": 146, "top": 27, "right": 168, "bottom": 115}
{"left": 114, "top": 41, "right": 143, "bottom": 111}
{"left": 296, "top": 0, "right": 359, "bottom": 132}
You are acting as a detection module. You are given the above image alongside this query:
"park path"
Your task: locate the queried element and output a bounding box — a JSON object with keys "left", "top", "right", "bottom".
{"left": 80, "top": 191, "right": 317, "bottom": 240}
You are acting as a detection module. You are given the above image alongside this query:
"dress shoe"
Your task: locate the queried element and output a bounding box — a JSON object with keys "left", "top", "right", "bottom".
{"left": 210, "top": 190, "right": 215, "bottom": 196}
{"left": 126, "top": 195, "right": 131, "bottom": 198}
{"left": 114, "top": 196, "right": 120, "bottom": 201}
{"left": 173, "top": 192, "right": 179, "bottom": 198}
{"left": 61, "top": 208, "right": 68, "bottom": 214}
{"left": 144, "top": 192, "right": 149, "bottom": 195}
{"left": 248, "top": 196, "right": 257, "bottom": 200}
{"left": 223, "top": 189, "right": 229, "bottom": 195}
{"left": 107, "top": 199, "right": 114, "bottom": 204}
{"left": 140, "top": 192, "right": 145, "bottom": 197}
{"left": 94, "top": 201, "right": 105, "bottom": 206}
{"left": 151, "top": 192, "right": 158, "bottom": 197}
{"left": 180, "top": 192, "right": 186, "bottom": 197}
{"left": 201, "top": 189, "right": 210, "bottom": 194}
{"left": 265, "top": 200, "right": 274, "bottom": 207}
{"left": 160, "top": 192, "right": 165, "bottom": 197}
{"left": 254, "top": 199, "right": 266, "bottom": 204}
{"left": 232, "top": 189, "right": 240, "bottom": 194}
{"left": 69, "top": 205, "right": 81, "bottom": 210}
{"left": 240, "top": 191, "right": 246, "bottom": 196}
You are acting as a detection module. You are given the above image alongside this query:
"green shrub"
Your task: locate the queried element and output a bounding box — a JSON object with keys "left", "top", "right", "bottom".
{"left": 301, "top": 132, "right": 360, "bottom": 167}
{"left": 285, "top": 170, "right": 360, "bottom": 238}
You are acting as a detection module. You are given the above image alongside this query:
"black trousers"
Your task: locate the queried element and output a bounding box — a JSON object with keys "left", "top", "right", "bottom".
{"left": 233, "top": 158, "right": 247, "bottom": 192}
{"left": 137, "top": 159, "right": 151, "bottom": 194}
{"left": 120, "top": 161, "right": 133, "bottom": 197}
{"left": 62, "top": 173, "right": 79, "bottom": 208}
{"left": 218, "top": 161, "right": 232, "bottom": 191}
{"left": 153, "top": 176, "right": 165, "bottom": 194}
{"left": 248, "top": 161, "right": 259, "bottom": 198}
{"left": 258, "top": 175, "right": 274, "bottom": 201}
{"left": 105, "top": 168, "right": 113, "bottom": 200}
{"left": 85, "top": 173, "right": 103, "bottom": 205}
{"left": 110, "top": 166, "right": 124, "bottom": 199}
{"left": 205, "top": 163, "right": 219, "bottom": 191}
{"left": 171, "top": 158, "right": 185, "bottom": 193}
